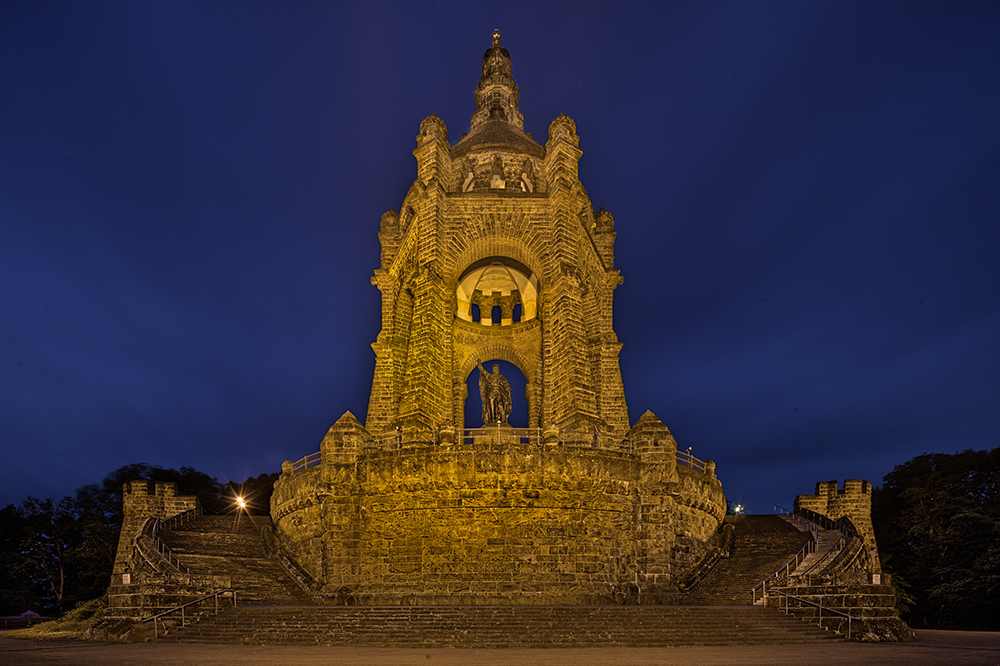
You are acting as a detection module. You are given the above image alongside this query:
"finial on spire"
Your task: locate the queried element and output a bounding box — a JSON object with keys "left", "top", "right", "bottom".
{"left": 466, "top": 28, "right": 524, "bottom": 133}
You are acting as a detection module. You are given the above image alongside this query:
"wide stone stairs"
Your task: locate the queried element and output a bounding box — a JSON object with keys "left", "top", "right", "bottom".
{"left": 788, "top": 522, "right": 843, "bottom": 579}
{"left": 682, "top": 515, "right": 812, "bottom": 605}
{"left": 155, "top": 604, "right": 838, "bottom": 647}
{"left": 159, "top": 515, "right": 314, "bottom": 606}
{"left": 154, "top": 513, "right": 838, "bottom": 646}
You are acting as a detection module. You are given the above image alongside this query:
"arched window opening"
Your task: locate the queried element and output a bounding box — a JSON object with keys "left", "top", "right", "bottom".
{"left": 455, "top": 257, "right": 539, "bottom": 326}
{"left": 464, "top": 359, "right": 528, "bottom": 428}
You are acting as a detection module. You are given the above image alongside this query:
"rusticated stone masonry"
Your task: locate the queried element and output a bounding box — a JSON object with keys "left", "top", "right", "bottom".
{"left": 113, "top": 481, "right": 200, "bottom": 576}
{"left": 272, "top": 409, "right": 725, "bottom": 605}
{"left": 272, "top": 32, "right": 727, "bottom": 605}
{"left": 795, "top": 479, "right": 881, "bottom": 573}
{"left": 365, "top": 32, "right": 628, "bottom": 437}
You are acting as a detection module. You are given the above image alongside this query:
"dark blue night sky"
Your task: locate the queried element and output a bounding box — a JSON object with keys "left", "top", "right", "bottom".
{"left": 2, "top": 1, "right": 998, "bottom": 512}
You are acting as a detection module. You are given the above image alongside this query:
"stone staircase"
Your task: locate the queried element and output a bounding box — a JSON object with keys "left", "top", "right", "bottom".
{"left": 159, "top": 515, "right": 314, "bottom": 606}
{"left": 790, "top": 524, "right": 842, "bottom": 579}
{"left": 153, "top": 513, "right": 840, "bottom": 646}
{"left": 682, "top": 515, "right": 812, "bottom": 605}
{"left": 155, "top": 605, "right": 838, "bottom": 646}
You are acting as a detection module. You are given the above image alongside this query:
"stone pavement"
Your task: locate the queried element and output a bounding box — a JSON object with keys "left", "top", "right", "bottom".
{"left": 2, "top": 630, "right": 998, "bottom": 666}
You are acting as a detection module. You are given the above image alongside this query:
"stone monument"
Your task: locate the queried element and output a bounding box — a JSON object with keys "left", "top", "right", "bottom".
{"left": 269, "top": 32, "right": 727, "bottom": 605}
{"left": 106, "top": 34, "right": 889, "bottom": 623}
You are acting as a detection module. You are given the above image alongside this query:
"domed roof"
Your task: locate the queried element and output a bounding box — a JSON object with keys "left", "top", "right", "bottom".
{"left": 451, "top": 30, "right": 544, "bottom": 158}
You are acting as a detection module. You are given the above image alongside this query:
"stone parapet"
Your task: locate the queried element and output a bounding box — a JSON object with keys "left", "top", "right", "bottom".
{"left": 767, "top": 583, "right": 915, "bottom": 641}
{"left": 106, "top": 574, "right": 231, "bottom": 620}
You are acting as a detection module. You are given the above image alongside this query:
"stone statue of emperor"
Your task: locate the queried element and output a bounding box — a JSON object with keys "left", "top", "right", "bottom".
{"left": 477, "top": 360, "right": 512, "bottom": 426}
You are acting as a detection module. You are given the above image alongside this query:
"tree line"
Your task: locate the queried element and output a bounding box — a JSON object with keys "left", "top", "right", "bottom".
{"left": 872, "top": 447, "right": 999, "bottom": 630}
{"left": 0, "top": 463, "right": 278, "bottom": 617}
{"left": 3, "top": 450, "right": 997, "bottom": 629}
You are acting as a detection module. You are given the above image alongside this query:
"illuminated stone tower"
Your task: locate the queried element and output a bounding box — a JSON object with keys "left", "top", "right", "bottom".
{"left": 269, "top": 33, "right": 726, "bottom": 606}
{"left": 366, "top": 30, "right": 628, "bottom": 436}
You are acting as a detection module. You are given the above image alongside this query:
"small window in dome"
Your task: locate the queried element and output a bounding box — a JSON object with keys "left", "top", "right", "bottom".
{"left": 491, "top": 305, "right": 502, "bottom": 325}
{"left": 471, "top": 303, "right": 481, "bottom": 322}
{"left": 512, "top": 303, "right": 522, "bottom": 322}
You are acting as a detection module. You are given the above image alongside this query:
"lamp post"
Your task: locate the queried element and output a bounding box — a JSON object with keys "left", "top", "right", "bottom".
{"left": 233, "top": 495, "right": 247, "bottom": 532}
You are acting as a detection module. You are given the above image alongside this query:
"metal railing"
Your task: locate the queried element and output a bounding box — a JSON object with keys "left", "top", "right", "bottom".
{"left": 796, "top": 536, "right": 846, "bottom": 581}
{"left": 676, "top": 449, "right": 706, "bottom": 472}
{"left": 288, "top": 450, "right": 321, "bottom": 473}
{"left": 142, "top": 589, "right": 235, "bottom": 638}
{"left": 678, "top": 522, "right": 736, "bottom": 591}
{"left": 284, "top": 427, "right": 718, "bottom": 476}
{"left": 773, "top": 504, "right": 819, "bottom": 535}
{"left": 161, "top": 507, "right": 199, "bottom": 531}
{"left": 138, "top": 517, "right": 190, "bottom": 574}
{"left": 460, "top": 427, "right": 543, "bottom": 446}
{"left": 796, "top": 506, "right": 850, "bottom": 536}
{"left": 771, "top": 588, "right": 859, "bottom": 639}
{"left": 260, "top": 524, "right": 319, "bottom": 600}
{"left": 751, "top": 536, "right": 816, "bottom": 605}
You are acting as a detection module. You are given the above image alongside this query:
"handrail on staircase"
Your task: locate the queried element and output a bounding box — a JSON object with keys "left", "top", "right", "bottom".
{"left": 137, "top": 517, "right": 191, "bottom": 575}
{"left": 796, "top": 535, "right": 845, "bottom": 581}
{"left": 161, "top": 507, "right": 200, "bottom": 531}
{"left": 773, "top": 505, "right": 819, "bottom": 536}
{"left": 751, "top": 536, "right": 816, "bottom": 605}
{"left": 771, "top": 588, "right": 859, "bottom": 639}
{"left": 141, "top": 588, "right": 235, "bottom": 639}
{"left": 794, "top": 506, "right": 850, "bottom": 537}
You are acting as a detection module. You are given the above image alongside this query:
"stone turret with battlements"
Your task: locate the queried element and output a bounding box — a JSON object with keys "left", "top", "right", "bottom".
{"left": 113, "top": 481, "right": 200, "bottom": 576}
{"left": 795, "top": 479, "right": 881, "bottom": 573}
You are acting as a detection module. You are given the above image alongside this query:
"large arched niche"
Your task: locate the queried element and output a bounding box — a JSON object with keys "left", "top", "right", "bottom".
{"left": 463, "top": 360, "right": 528, "bottom": 428}
{"left": 450, "top": 236, "right": 544, "bottom": 294}
{"left": 452, "top": 341, "right": 540, "bottom": 432}
{"left": 455, "top": 256, "right": 539, "bottom": 324}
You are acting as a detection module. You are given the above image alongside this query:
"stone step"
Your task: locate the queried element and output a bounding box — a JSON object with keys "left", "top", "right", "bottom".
{"left": 157, "top": 514, "right": 314, "bottom": 606}
{"left": 157, "top": 605, "right": 840, "bottom": 646}
{"left": 683, "top": 515, "right": 812, "bottom": 605}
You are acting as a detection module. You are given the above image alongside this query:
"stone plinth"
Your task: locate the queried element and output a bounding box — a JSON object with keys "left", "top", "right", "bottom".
{"left": 271, "top": 412, "right": 726, "bottom": 605}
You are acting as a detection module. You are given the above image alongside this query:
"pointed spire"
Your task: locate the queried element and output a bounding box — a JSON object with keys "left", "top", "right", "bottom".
{"left": 470, "top": 29, "right": 524, "bottom": 132}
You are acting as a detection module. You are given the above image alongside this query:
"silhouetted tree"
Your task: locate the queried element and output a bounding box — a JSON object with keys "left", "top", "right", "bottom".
{"left": 1, "top": 462, "right": 276, "bottom": 616}
{"left": 872, "top": 447, "right": 1000, "bottom": 629}
{"left": 223, "top": 471, "right": 280, "bottom": 515}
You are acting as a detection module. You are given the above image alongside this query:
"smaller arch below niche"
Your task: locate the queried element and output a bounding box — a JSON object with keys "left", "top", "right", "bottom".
{"left": 455, "top": 257, "right": 538, "bottom": 326}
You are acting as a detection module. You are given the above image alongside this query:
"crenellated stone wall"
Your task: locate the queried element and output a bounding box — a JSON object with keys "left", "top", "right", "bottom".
{"left": 113, "top": 481, "right": 200, "bottom": 576}
{"left": 795, "top": 479, "right": 881, "bottom": 572}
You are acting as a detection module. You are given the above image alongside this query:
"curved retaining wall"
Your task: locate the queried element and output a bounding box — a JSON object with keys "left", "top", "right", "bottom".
{"left": 271, "top": 412, "right": 726, "bottom": 605}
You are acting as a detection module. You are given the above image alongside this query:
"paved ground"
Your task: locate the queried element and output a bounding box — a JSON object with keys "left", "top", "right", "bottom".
{"left": 2, "top": 630, "right": 998, "bottom": 666}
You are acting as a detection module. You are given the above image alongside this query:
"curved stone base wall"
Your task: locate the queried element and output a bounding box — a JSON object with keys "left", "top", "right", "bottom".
{"left": 271, "top": 414, "right": 726, "bottom": 605}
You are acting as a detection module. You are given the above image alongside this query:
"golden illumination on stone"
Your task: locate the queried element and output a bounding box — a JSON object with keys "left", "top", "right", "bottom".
{"left": 268, "top": 33, "right": 728, "bottom": 606}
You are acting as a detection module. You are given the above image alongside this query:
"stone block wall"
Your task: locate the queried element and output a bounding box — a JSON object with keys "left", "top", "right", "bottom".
{"left": 113, "top": 481, "right": 200, "bottom": 576}
{"left": 272, "top": 411, "right": 726, "bottom": 605}
{"left": 795, "top": 479, "right": 880, "bottom": 572}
